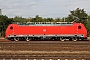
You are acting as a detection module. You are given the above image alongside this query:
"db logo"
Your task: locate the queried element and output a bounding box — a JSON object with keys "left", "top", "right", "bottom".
{"left": 43, "top": 29, "right": 46, "bottom": 32}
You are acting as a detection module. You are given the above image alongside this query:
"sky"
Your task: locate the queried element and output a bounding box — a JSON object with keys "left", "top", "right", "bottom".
{"left": 0, "top": 0, "right": 90, "bottom": 18}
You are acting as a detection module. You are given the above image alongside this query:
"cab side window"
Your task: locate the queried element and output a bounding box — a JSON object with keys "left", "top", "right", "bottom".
{"left": 78, "top": 26, "right": 81, "bottom": 29}
{"left": 10, "top": 26, "right": 13, "bottom": 30}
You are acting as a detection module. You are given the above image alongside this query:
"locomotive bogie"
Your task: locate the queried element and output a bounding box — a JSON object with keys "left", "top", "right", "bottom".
{"left": 7, "top": 34, "right": 87, "bottom": 41}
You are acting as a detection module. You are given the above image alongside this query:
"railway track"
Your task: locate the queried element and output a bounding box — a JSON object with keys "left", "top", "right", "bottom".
{"left": 0, "top": 54, "right": 90, "bottom": 59}
{"left": 0, "top": 41, "right": 90, "bottom": 51}
{"left": 0, "top": 41, "right": 90, "bottom": 59}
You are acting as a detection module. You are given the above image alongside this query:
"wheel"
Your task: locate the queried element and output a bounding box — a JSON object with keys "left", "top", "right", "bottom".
{"left": 61, "top": 39, "right": 65, "bottom": 41}
{"left": 60, "top": 38, "right": 62, "bottom": 40}
{"left": 60, "top": 38, "right": 65, "bottom": 41}
{"left": 14, "top": 37, "right": 19, "bottom": 41}
{"left": 72, "top": 38, "right": 77, "bottom": 41}
{"left": 26, "top": 37, "right": 30, "bottom": 41}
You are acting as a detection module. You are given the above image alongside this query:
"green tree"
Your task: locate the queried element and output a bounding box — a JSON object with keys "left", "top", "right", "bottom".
{"left": 86, "top": 16, "right": 90, "bottom": 36}
{"left": 0, "top": 15, "right": 13, "bottom": 36}
{"left": 66, "top": 8, "right": 88, "bottom": 25}
{"left": 13, "top": 16, "right": 27, "bottom": 22}
{"left": 36, "top": 15, "right": 43, "bottom": 22}
{"left": 31, "top": 15, "right": 43, "bottom": 22}
{"left": 46, "top": 18, "right": 54, "bottom": 22}
{"left": 55, "top": 18, "right": 61, "bottom": 22}
{"left": 31, "top": 15, "right": 54, "bottom": 22}
{"left": 27, "top": 17, "right": 33, "bottom": 22}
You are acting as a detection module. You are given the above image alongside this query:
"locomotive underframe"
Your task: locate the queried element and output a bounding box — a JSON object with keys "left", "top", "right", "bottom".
{"left": 7, "top": 34, "right": 86, "bottom": 41}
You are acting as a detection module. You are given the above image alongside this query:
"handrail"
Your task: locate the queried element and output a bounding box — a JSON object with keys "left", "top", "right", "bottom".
{"left": 13, "top": 22, "right": 74, "bottom": 24}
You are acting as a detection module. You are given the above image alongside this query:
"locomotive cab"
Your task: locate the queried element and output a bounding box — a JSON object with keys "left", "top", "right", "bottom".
{"left": 5, "top": 24, "right": 18, "bottom": 40}
{"left": 73, "top": 23, "right": 87, "bottom": 40}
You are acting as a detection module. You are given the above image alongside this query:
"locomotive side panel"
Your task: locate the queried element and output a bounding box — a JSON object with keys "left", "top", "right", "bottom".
{"left": 16, "top": 26, "right": 75, "bottom": 35}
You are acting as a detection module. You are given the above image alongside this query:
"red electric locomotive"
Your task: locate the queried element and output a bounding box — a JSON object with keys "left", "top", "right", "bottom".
{"left": 5, "top": 22, "right": 87, "bottom": 41}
